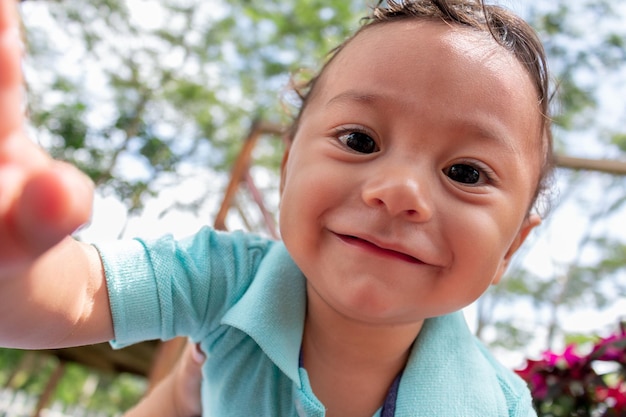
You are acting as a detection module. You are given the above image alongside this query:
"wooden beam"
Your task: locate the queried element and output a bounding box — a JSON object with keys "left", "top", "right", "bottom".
{"left": 555, "top": 154, "right": 626, "bottom": 176}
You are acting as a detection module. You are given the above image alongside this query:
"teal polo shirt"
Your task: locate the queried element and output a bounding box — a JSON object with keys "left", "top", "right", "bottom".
{"left": 97, "top": 227, "right": 536, "bottom": 416}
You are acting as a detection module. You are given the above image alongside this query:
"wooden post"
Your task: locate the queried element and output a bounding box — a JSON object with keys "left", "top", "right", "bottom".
{"left": 32, "top": 361, "right": 66, "bottom": 417}
{"left": 214, "top": 120, "right": 282, "bottom": 230}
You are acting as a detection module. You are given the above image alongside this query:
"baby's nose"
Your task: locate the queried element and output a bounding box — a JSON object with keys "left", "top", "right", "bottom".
{"left": 361, "top": 167, "right": 433, "bottom": 222}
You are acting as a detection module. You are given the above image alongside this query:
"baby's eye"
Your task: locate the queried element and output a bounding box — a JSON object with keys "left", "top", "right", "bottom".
{"left": 337, "top": 131, "right": 379, "bottom": 154}
{"left": 445, "top": 164, "right": 482, "bottom": 185}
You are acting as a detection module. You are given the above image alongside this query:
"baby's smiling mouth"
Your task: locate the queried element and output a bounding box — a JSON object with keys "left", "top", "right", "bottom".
{"left": 337, "top": 234, "right": 424, "bottom": 264}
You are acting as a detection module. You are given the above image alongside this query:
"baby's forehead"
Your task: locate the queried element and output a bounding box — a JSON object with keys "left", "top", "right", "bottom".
{"left": 325, "top": 20, "right": 524, "bottom": 85}
{"left": 317, "top": 20, "right": 536, "bottom": 105}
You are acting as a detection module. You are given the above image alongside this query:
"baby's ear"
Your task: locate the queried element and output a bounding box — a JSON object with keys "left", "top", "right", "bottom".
{"left": 279, "top": 145, "right": 291, "bottom": 196}
{"left": 492, "top": 214, "right": 541, "bottom": 285}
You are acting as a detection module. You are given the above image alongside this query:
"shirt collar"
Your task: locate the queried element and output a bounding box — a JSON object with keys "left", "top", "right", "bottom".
{"left": 221, "top": 242, "right": 306, "bottom": 386}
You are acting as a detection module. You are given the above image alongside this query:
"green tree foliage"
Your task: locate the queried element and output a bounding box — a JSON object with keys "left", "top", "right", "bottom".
{"left": 22, "top": 0, "right": 362, "bottom": 213}
{"left": 0, "top": 348, "right": 146, "bottom": 414}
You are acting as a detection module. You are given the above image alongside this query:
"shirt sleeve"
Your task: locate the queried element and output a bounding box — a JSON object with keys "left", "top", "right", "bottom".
{"left": 94, "top": 227, "right": 273, "bottom": 348}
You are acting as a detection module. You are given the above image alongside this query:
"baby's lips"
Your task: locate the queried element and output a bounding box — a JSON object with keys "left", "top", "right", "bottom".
{"left": 17, "top": 163, "right": 94, "bottom": 253}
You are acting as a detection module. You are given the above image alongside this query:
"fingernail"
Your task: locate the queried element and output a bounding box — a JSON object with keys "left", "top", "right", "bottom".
{"left": 191, "top": 343, "right": 205, "bottom": 363}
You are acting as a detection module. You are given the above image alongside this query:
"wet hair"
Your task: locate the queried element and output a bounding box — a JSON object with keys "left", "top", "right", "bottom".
{"left": 287, "top": 0, "right": 554, "bottom": 215}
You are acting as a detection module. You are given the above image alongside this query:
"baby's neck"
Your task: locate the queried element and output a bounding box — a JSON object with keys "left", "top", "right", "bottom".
{"left": 301, "top": 290, "right": 423, "bottom": 417}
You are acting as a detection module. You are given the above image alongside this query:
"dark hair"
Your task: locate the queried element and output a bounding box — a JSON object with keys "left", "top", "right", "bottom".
{"left": 287, "top": 0, "right": 554, "bottom": 214}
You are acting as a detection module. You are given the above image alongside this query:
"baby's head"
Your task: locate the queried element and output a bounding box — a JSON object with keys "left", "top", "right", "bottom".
{"left": 278, "top": 0, "right": 555, "bottom": 321}
{"left": 287, "top": 0, "right": 554, "bottom": 215}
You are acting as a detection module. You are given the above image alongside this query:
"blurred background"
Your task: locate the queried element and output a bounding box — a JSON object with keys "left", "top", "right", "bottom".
{"left": 1, "top": 0, "right": 625, "bottom": 415}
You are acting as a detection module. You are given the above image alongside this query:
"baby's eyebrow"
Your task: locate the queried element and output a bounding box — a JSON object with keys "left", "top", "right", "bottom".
{"left": 325, "top": 90, "right": 384, "bottom": 107}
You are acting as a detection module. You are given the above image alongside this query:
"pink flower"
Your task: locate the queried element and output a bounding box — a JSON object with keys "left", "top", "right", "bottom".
{"left": 595, "top": 384, "right": 626, "bottom": 411}
{"left": 515, "top": 323, "right": 626, "bottom": 415}
{"left": 516, "top": 359, "right": 550, "bottom": 399}
{"left": 562, "top": 345, "right": 584, "bottom": 367}
{"left": 591, "top": 330, "right": 626, "bottom": 363}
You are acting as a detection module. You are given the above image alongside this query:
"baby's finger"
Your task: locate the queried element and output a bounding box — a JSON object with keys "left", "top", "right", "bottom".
{"left": 14, "top": 161, "right": 94, "bottom": 255}
{"left": 0, "top": 0, "right": 24, "bottom": 139}
{"left": 0, "top": 0, "right": 19, "bottom": 30}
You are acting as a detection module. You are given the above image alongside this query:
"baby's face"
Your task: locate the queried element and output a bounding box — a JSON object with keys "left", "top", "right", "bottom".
{"left": 279, "top": 20, "right": 542, "bottom": 326}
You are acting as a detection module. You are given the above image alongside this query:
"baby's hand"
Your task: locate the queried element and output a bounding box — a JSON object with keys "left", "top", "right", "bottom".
{"left": 0, "top": 0, "right": 93, "bottom": 273}
{"left": 123, "top": 342, "right": 205, "bottom": 417}
{"left": 172, "top": 342, "right": 205, "bottom": 417}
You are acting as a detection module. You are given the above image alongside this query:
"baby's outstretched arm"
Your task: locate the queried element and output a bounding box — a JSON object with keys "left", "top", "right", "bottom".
{"left": 0, "top": 0, "right": 113, "bottom": 348}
